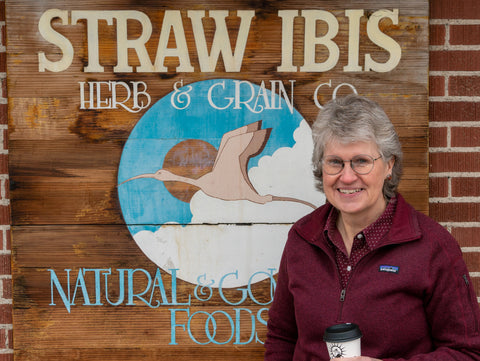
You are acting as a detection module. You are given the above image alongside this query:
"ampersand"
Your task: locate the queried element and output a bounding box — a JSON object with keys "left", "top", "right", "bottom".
{"left": 194, "top": 274, "right": 214, "bottom": 301}
{"left": 171, "top": 80, "right": 193, "bottom": 110}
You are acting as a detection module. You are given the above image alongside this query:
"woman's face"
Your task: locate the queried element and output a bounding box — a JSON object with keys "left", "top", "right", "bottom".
{"left": 322, "top": 139, "right": 394, "bottom": 221}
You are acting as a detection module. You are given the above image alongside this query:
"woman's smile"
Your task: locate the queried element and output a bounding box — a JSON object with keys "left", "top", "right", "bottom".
{"left": 337, "top": 188, "right": 363, "bottom": 195}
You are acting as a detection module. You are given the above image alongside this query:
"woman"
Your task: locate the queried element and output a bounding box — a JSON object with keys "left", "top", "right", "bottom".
{"left": 264, "top": 94, "right": 480, "bottom": 360}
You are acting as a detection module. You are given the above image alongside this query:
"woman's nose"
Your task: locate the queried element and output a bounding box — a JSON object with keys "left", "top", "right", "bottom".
{"left": 339, "top": 162, "right": 358, "bottom": 182}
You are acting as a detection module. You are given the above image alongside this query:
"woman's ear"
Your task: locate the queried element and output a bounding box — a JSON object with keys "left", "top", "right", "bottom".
{"left": 386, "top": 155, "right": 395, "bottom": 175}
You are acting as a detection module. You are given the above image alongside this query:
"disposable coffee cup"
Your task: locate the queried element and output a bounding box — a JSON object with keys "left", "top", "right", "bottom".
{"left": 323, "top": 323, "right": 362, "bottom": 358}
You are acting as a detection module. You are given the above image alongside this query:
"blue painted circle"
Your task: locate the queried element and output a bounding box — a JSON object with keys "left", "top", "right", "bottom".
{"left": 118, "top": 78, "right": 304, "bottom": 235}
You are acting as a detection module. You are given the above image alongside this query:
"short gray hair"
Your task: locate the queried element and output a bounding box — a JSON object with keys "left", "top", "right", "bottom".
{"left": 312, "top": 94, "right": 403, "bottom": 199}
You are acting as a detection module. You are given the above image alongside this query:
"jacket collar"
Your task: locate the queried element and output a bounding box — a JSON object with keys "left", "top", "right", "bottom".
{"left": 293, "top": 193, "right": 422, "bottom": 250}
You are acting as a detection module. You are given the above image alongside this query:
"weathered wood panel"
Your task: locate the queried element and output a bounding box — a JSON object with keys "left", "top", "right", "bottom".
{"left": 7, "top": 0, "right": 429, "bottom": 359}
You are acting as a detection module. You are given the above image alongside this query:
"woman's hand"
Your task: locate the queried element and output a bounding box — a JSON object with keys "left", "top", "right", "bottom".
{"left": 331, "top": 357, "right": 382, "bottom": 361}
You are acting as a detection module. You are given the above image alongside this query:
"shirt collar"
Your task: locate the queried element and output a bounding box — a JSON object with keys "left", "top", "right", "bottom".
{"left": 323, "top": 195, "right": 398, "bottom": 250}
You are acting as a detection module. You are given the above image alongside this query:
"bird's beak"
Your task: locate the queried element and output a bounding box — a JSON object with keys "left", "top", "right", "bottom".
{"left": 118, "top": 173, "right": 155, "bottom": 186}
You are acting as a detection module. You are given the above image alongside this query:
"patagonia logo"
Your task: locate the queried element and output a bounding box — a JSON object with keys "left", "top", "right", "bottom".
{"left": 379, "top": 265, "right": 399, "bottom": 274}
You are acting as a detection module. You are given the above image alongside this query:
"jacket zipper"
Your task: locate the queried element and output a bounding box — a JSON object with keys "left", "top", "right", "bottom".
{"left": 336, "top": 251, "right": 376, "bottom": 322}
{"left": 337, "top": 288, "right": 347, "bottom": 322}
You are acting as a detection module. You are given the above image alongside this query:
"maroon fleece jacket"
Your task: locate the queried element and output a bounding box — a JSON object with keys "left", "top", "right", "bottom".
{"left": 265, "top": 194, "right": 480, "bottom": 360}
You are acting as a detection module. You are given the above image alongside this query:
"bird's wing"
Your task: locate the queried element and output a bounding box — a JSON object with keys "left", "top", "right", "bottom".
{"left": 213, "top": 120, "right": 262, "bottom": 169}
{"left": 209, "top": 127, "right": 271, "bottom": 191}
{"left": 238, "top": 128, "right": 272, "bottom": 190}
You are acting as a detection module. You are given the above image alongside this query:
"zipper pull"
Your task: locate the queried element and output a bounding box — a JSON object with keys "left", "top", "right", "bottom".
{"left": 340, "top": 289, "right": 346, "bottom": 302}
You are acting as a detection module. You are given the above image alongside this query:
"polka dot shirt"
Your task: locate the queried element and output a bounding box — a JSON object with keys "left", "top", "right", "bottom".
{"left": 324, "top": 196, "right": 397, "bottom": 289}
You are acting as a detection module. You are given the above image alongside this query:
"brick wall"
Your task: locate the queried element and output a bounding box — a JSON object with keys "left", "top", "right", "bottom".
{"left": 0, "top": 0, "right": 10, "bottom": 358}
{"left": 429, "top": 0, "right": 480, "bottom": 301}
{"left": 0, "top": 0, "right": 479, "bottom": 358}
{"left": 0, "top": 0, "right": 11, "bottom": 358}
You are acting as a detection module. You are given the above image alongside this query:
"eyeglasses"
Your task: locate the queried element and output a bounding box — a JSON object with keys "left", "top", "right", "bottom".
{"left": 322, "top": 154, "right": 383, "bottom": 175}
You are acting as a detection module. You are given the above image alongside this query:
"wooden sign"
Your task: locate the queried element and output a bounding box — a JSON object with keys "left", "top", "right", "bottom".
{"left": 6, "top": 1, "right": 428, "bottom": 360}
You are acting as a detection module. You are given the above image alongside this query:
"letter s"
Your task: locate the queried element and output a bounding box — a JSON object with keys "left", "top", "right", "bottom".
{"left": 38, "top": 9, "right": 74, "bottom": 72}
{"left": 365, "top": 9, "right": 401, "bottom": 72}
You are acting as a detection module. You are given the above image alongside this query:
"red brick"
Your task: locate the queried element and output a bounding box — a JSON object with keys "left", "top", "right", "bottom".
{"left": 452, "top": 227, "right": 480, "bottom": 247}
{"left": 0, "top": 329, "right": 6, "bottom": 349}
{"left": 0, "top": 104, "right": 7, "bottom": 125}
{"left": 0, "top": 205, "right": 10, "bottom": 226}
{"left": 429, "top": 177, "right": 448, "bottom": 198}
{"left": 0, "top": 53, "right": 5, "bottom": 74}
{"left": 0, "top": 154, "right": 6, "bottom": 175}
{"left": 430, "top": 50, "right": 480, "bottom": 71}
{"left": 450, "top": 25, "right": 480, "bottom": 45}
{"left": 1, "top": 25, "right": 5, "bottom": 50}
{"left": 463, "top": 252, "right": 480, "bottom": 272}
{"left": 0, "top": 2, "right": 5, "bottom": 23}
{"left": 429, "top": 76, "right": 445, "bottom": 96}
{"left": 430, "top": 152, "right": 480, "bottom": 173}
{"left": 452, "top": 177, "right": 480, "bottom": 197}
{"left": 2, "top": 279, "right": 11, "bottom": 300}
{"left": 0, "top": 304, "right": 11, "bottom": 324}
{"left": 0, "top": 254, "right": 10, "bottom": 276}
{"left": 430, "top": 101, "right": 480, "bottom": 122}
{"left": 449, "top": 76, "right": 480, "bottom": 96}
{"left": 429, "top": 127, "right": 447, "bottom": 147}
{"left": 430, "top": 202, "right": 480, "bottom": 223}
{"left": 0, "top": 229, "right": 4, "bottom": 251}
{"left": 429, "top": 24, "right": 446, "bottom": 46}
{"left": 451, "top": 127, "right": 480, "bottom": 147}
{"left": 0, "top": 354, "right": 13, "bottom": 361}
{"left": 430, "top": 0, "right": 480, "bottom": 19}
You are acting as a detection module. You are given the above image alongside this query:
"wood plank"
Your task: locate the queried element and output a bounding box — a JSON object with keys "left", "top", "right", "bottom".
{"left": 14, "top": 306, "right": 269, "bottom": 349}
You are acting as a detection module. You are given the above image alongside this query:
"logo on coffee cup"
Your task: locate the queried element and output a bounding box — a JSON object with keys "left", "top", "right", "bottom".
{"left": 329, "top": 343, "right": 347, "bottom": 357}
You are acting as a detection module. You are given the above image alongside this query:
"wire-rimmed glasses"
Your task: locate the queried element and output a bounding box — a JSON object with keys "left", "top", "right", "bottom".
{"left": 322, "top": 154, "right": 382, "bottom": 175}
